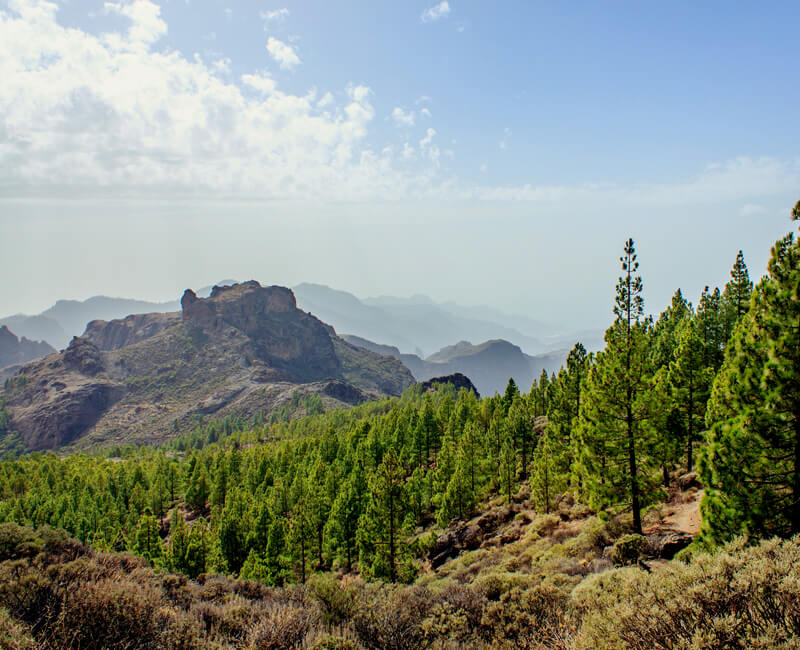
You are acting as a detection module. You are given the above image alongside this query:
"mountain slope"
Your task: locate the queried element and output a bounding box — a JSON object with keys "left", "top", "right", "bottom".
{"left": 1, "top": 282, "right": 413, "bottom": 450}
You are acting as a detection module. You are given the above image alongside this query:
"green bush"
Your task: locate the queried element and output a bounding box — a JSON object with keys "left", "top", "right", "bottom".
{"left": 609, "top": 534, "right": 646, "bottom": 566}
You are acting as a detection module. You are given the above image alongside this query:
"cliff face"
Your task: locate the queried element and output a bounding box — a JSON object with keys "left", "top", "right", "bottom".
{"left": 2, "top": 282, "right": 413, "bottom": 451}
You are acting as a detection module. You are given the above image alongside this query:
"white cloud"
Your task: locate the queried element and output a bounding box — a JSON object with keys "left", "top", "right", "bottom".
{"left": 266, "top": 36, "right": 300, "bottom": 69}
{"left": 391, "top": 107, "right": 415, "bottom": 127}
{"left": 421, "top": 1, "right": 450, "bottom": 23}
{"left": 0, "top": 1, "right": 440, "bottom": 201}
{"left": 420, "top": 107, "right": 432, "bottom": 118}
{"left": 260, "top": 8, "right": 289, "bottom": 23}
{"left": 104, "top": 0, "right": 166, "bottom": 44}
{"left": 0, "top": 3, "right": 797, "bottom": 207}
{"left": 241, "top": 72, "right": 277, "bottom": 95}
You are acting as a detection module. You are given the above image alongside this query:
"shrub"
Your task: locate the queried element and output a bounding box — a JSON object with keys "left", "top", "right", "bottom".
{"left": 572, "top": 537, "right": 800, "bottom": 649}
{"left": 609, "top": 534, "right": 646, "bottom": 566}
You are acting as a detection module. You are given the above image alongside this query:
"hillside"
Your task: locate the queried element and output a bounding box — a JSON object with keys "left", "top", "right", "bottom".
{"left": 0, "top": 282, "right": 413, "bottom": 451}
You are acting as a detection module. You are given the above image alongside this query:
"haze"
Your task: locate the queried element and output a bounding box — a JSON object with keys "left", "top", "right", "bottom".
{"left": 1, "top": 0, "right": 797, "bottom": 330}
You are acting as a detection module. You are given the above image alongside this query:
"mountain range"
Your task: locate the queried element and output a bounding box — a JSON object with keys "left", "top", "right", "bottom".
{"left": 342, "top": 335, "right": 567, "bottom": 396}
{"left": 1, "top": 282, "right": 601, "bottom": 356}
{"left": 1, "top": 282, "right": 413, "bottom": 451}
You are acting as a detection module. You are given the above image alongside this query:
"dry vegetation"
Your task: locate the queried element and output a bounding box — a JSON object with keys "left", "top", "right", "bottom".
{"left": 1, "top": 499, "right": 798, "bottom": 650}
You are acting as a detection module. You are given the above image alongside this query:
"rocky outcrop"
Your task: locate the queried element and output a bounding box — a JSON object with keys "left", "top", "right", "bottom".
{"left": 182, "top": 282, "right": 341, "bottom": 383}
{"left": 2, "top": 282, "right": 413, "bottom": 450}
{"left": 419, "top": 373, "right": 480, "bottom": 398}
{"left": 0, "top": 325, "right": 55, "bottom": 370}
{"left": 84, "top": 313, "right": 179, "bottom": 351}
{"left": 429, "top": 504, "right": 519, "bottom": 568}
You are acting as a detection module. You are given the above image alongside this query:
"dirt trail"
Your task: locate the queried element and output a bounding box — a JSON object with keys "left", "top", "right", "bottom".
{"left": 660, "top": 489, "right": 703, "bottom": 536}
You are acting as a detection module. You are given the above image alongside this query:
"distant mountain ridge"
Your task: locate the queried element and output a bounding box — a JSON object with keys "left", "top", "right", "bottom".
{"left": 293, "top": 283, "right": 557, "bottom": 357}
{"left": 0, "top": 326, "right": 56, "bottom": 381}
{"left": 0, "top": 282, "right": 234, "bottom": 350}
{"left": 1, "top": 282, "right": 413, "bottom": 451}
{"left": 342, "top": 334, "right": 568, "bottom": 396}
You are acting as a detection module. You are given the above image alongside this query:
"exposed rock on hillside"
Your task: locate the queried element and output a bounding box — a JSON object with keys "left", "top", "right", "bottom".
{"left": 2, "top": 282, "right": 413, "bottom": 450}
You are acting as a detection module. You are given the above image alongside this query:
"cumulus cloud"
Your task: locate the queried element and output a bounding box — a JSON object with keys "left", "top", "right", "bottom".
{"left": 420, "top": 107, "right": 432, "bottom": 118}
{"left": 241, "top": 71, "right": 277, "bottom": 95}
{"left": 391, "top": 107, "right": 415, "bottom": 127}
{"left": 421, "top": 1, "right": 450, "bottom": 23}
{"left": 0, "top": 2, "right": 797, "bottom": 206}
{"left": 266, "top": 36, "right": 300, "bottom": 69}
{"left": 104, "top": 0, "right": 166, "bottom": 44}
{"left": 260, "top": 8, "right": 289, "bottom": 23}
{"left": 0, "top": 0, "right": 441, "bottom": 200}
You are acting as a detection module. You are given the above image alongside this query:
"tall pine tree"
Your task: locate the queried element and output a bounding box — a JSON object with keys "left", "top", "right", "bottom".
{"left": 579, "top": 238, "right": 657, "bottom": 534}
{"left": 701, "top": 211, "right": 800, "bottom": 542}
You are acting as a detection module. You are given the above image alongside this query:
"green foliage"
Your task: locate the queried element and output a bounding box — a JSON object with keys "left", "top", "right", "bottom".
{"left": 578, "top": 239, "right": 659, "bottom": 534}
{"left": 701, "top": 227, "right": 800, "bottom": 543}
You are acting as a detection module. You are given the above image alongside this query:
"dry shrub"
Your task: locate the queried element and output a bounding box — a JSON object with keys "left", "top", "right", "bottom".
{"left": 306, "top": 573, "right": 358, "bottom": 626}
{"left": 50, "top": 572, "right": 168, "bottom": 648}
{"left": 572, "top": 536, "right": 800, "bottom": 650}
{"left": 245, "top": 601, "right": 318, "bottom": 650}
{"left": 479, "top": 575, "right": 574, "bottom": 649}
{"left": 0, "top": 607, "right": 35, "bottom": 650}
{"left": 351, "top": 584, "right": 434, "bottom": 650}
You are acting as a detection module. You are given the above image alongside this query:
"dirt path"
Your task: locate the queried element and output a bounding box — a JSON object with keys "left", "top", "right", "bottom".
{"left": 660, "top": 489, "right": 703, "bottom": 535}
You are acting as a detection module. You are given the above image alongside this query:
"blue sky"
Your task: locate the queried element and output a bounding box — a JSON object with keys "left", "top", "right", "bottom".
{"left": 0, "top": 0, "right": 798, "bottom": 331}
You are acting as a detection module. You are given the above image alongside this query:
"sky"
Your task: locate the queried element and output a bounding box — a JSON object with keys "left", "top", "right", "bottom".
{"left": 0, "top": 0, "right": 798, "bottom": 331}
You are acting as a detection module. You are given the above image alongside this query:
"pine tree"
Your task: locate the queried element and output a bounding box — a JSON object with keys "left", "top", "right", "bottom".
{"left": 134, "top": 508, "right": 163, "bottom": 564}
{"left": 726, "top": 250, "right": 753, "bottom": 320}
{"left": 579, "top": 238, "right": 657, "bottom": 534}
{"left": 668, "top": 318, "right": 713, "bottom": 472}
{"left": 185, "top": 460, "right": 210, "bottom": 511}
{"left": 326, "top": 467, "right": 366, "bottom": 571}
{"left": 218, "top": 490, "right": 248, "bottom": 574}
{"left": 700, "top": 218, "right": 800, "bottom": 542}
{"left": 358, "top": 449, "right": 406, "bottom": 581}
{"left": 168, "top": 509, "right": 189, "bottom": 574}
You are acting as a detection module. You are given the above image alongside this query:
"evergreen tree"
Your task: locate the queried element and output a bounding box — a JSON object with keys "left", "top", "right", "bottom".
{"left": 358, "top": 449, "right": 406, "bottom": 581}
{"left": 134, "top": 508, "right": 163, "bottom": 564}
{"left": 185, "top": 460, "right": 210, "bottom": 511}
{"left": 668, "top": 318, "right": 713, "bottom": 472}
{"left": 701, "top": 219, "right": 800, "bottom": 542}
{"left": 168, "top": 509, "right": 189, "bottom": 574}
{"left": 579, "top": 238, "right": 657, "bottom": 534}
{"left": 726, "top": 250, "right": 753, "bottom": 320}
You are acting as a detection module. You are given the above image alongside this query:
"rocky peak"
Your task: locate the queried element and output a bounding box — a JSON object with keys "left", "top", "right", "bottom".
{"left": 62, "top": 337, "right": 104, "bottom": 376}
{"left": 181, "top": 282, "right": 297, "bottom": 329}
